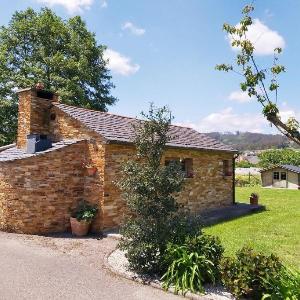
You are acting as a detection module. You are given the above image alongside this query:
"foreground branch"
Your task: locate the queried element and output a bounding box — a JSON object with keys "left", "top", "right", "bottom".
{"left": 267, "top": 115, "right": 300, "bottom": 146}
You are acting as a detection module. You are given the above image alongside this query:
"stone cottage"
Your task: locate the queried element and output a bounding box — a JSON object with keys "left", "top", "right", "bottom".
{"left": 0, "top": 87, "right": 237, "bottom": 234}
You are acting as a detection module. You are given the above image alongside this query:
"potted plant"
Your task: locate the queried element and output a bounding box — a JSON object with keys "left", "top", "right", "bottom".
{"left": 249, "top": 192, "right": 259, "bottom": 205}
{"left": 70, "top": 200, "right": 98, "bottom": 236}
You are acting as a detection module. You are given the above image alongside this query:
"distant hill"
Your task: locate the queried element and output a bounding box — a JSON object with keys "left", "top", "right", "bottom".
{"left": 207, "top": 132, "right": 298, "bottom": 151}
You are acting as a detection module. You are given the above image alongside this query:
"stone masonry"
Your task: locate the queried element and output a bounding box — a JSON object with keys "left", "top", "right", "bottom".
{"left": 0, "top": 87, "right": 236, "bottom": 234}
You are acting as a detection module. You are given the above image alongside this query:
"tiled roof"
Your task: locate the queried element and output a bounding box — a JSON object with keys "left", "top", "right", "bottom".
{"left": 281, "top": 164, "right": 300, "bottom": 174}
{"left": 0, "top": 139, "right": 84, "bottom": 162}
{"left": 54, "top": 103, "right": 237, "bottom": 152}
{"left": 260, "top": 164, "right": 300, "bottom": 174}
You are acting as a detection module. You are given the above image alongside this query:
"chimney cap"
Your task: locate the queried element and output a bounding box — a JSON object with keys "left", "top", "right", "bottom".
{"left": 16, "top": 86, "right": 58, "bottom": 97}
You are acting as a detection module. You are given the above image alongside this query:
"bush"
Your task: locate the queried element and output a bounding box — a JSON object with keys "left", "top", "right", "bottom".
{"left": 262, "top": 267, "right": 300, "bottom": 300}
{"left": 162, "top": 234, "right": 224, "bottom": 295}
{"left": 117, "top": 105, "right": 187, "bottom": 275}
{"left": 221, "top": 246, "right": 282, "bottom": 299}
{"left": 236, "top": 160, "right": 256, "bottom": 168}
{"left": 235, "top": 174, "right": 261, "bottom": 187}
{"left": 258, "top": 149, "right": 300, "bottom": 169}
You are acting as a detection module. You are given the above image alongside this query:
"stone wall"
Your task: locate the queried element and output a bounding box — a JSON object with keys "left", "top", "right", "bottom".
{"left": 49, "top": 106, "right": 107, "bottom": 231}
{"left": 0, "top": 141, "right": 87, "bottom": 234}
{"left": 102, "top": 143, "right": 234, "bottom": 229}
{"left": 3, "top": 88, "right": 234, "bottom": 233}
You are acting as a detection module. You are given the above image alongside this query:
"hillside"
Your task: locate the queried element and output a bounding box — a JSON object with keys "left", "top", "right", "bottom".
{"left": 207, "top": 132, "right": 297, "bottom": 151}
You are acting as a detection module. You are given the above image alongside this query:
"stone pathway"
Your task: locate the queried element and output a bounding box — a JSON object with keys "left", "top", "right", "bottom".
{"left": 201, "top": 203, "right": 265, "bottom": 226}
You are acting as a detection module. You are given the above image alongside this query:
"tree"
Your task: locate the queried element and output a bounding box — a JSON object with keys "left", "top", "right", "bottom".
{"left": 216, "top": 5, "right": 300, "bottom": 146}
{"left": 0, "top": 8, "right": 116, "bottom": 145}
{"left": 117, "top": 105, "right": 200, "bottom": 275}
{"left": 258, "top": 149, "right": 300, "bottom": 169}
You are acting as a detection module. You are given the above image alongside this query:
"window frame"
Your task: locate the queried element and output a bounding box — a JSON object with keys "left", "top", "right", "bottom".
{"left": 280, "top": 172, "right": 287, "bottom": 180}
{"left": 165, "top": 157, "right": 194, "bottom": 178}
{"left": 223, "top": 160, "right": 232, "bottom": 177}
{"left": 273, "top": 172, "right": 280, "bottom": 180}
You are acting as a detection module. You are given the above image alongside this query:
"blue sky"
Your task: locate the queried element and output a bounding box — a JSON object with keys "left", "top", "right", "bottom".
{"left": 1, "top": 0, "right": 299, "bottom": 133}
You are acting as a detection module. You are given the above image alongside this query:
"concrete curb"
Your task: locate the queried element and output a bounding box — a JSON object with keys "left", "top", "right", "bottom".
{"left": 104, "top": 247, "right": 218, "bottom": 300}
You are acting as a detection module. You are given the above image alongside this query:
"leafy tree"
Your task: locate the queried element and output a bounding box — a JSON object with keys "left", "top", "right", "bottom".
{"left": 117, "top": 105, "right": 200, "bottom": 275}
{"left": 0, "top": 8, "right": 116, "bottom": 145}
{"left": 258, "top": 149, "right": 300, "bottom": 168}
{"left": 216, "top": 5, "right": 300, "bottom": 146}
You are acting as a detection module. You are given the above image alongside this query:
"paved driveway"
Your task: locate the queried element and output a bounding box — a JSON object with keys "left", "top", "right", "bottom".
{"left": 0, "top": 232, "right": 183, "bottom": 300}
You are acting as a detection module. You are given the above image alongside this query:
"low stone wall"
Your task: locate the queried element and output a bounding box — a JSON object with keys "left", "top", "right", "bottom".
{"left": 0, "top": 141, "right": 87, "bottom": 234}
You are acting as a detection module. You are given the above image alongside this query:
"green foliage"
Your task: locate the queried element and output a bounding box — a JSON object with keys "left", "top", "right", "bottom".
{"left": 235, "top": 160, "right": 256, "bottom": 168}
{"left": 0, "top": 99, "right": 18, "bottom": 145}
{"left": 221, "top": 246, "right": 282, "bottom": 299}
{"left": 72, "top": 200, "right": 98, "bottom": 222}
{"left": 235, "top": 174, "right": 261, "bottom": 187}
{"left": 162, "top": 234, "right": 224, "bottom": 295}
{"left": 0, "top": 8, "right": 116, "bottom": 145}
{"left": 216, "top": 4, "right": 300, "bottom": 146}
{"left": 117, "top": 104, "right": 191, "bottom": 275}
{"left": 258, "top": 149, "right": 300, "bottom": 168}
{"left": 262, "top": 267, "right": 300, "bottom": 300}
{"left": 263, "top": 103, "right": 279, "bottom": 119}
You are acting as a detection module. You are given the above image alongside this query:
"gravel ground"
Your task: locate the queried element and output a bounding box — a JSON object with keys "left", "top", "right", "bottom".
{"left": 108, "top": 249, "right": 234, "bottom": 300}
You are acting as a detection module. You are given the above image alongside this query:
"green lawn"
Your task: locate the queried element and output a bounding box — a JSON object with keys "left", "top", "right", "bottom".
{"left": 204, "top": 187, "right": 300, "bottom": 270}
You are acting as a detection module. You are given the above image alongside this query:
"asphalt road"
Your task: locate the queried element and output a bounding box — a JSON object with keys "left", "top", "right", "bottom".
{"left": 0, "top": 233, "right": 182, "bottom": 300}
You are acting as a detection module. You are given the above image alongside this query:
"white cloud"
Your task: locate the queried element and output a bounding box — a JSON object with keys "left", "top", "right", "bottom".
{"left": 103, "top": 49, "right": 140, "bottom": 76}
{"left": 36, "top": 0, "right": 93, "bottom": 13}
{"left": 279, "top": 109, "right": 299, "bottom": 123}
{"left": 177, "top": 107, "right": 268, "bottom": 133}
{"left": 101, "top": 0, "right": 107, "bottom": 8}
{"left": 121, "top": 22, "right": 145, "bottom": 36}
{"left": 229, "top": 19, "right": 285, "bottom": 55}
{"left": 228, "top": 90, "right": 251, "bottom": 103}
{"left": 178, "top": 106, "right": 300, "bottom": 134}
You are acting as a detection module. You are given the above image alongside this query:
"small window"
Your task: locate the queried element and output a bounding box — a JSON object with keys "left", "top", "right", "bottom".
{"left": 273, "top": 172, "right": 279, "bottom": 180}
{"left": 281, "top": 172, "right": 287, "bottom": 180}
{"left": 165, "top": 158, "right": 193, "bottom": 178}
{"left": 223, "top": 160, "right": 232, "bottom": 176}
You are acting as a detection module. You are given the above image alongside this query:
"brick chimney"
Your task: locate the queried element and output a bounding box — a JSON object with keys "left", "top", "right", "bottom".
{"left": 16, "top": 85, "right": 59, "bottom": 149}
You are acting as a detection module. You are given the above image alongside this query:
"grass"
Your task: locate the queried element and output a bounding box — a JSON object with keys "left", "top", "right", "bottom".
{"left": 204, "top": 187, "right": 300, "bottom": 270}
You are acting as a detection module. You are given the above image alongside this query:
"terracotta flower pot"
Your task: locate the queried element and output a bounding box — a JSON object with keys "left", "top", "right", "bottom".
{"left": 86, "top": 167, "right": 97, "bottom": 176}
{"left": 70, "top": 217, "right": 91, "bottom": 236}
{"left": 250, "top": 196, "right": 258, "bottom": 206}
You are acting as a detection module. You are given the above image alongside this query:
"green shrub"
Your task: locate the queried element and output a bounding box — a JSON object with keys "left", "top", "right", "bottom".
{"left": 262, "top": 267, "right": 300, "bottom": 300}
{"left": 117, "top": 105, "right": 187, "bottom": 275}
{"left": 221, "top": 246, "right": 282, "bottom": 299}
{"left": 162, "top": 234, "right": 224, "bottom": 295}
{"left": 258, "top": 149, "right": 300, "bottom": 169}
{"left": 72, "top": 200, "right": 98, "bottom": 222}
{"left": 236, "top": 160, "right": 256, "bottom": 168}
{"left": 235, "top": 174, "right": 261, "bottom": 187}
